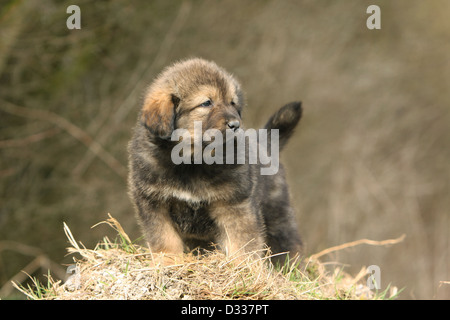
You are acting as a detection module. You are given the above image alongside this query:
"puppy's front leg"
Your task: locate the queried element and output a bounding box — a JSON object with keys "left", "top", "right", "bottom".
{"left": 136, "top": 201, "right": 184, "bottom": 255}
{"left": 210, "top": 202, "right": 265, "bottom": 258}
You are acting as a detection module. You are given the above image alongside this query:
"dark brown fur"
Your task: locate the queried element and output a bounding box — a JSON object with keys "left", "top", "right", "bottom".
{"left": 128, "top": 58, "right": 302, "bottom": 263}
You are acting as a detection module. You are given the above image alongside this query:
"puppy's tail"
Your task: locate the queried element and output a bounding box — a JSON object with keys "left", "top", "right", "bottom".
{"left": 264, "top": 101, "right": 302, "bottom": 151}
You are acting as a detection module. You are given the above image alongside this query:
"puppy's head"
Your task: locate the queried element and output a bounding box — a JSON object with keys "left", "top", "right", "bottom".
{"left": 141, "top": 58, "right": 244, "bottom": 140}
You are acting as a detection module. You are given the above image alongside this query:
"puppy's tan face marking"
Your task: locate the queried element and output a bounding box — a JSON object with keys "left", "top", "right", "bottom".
{"left": 175, "top": 84, "right": 242, "bottom": 138}
{"left": 141, "top": 59, "right": 244, "bottom": 140}
{"left": 184, "top": 85, "right": 221, "bottom": 108}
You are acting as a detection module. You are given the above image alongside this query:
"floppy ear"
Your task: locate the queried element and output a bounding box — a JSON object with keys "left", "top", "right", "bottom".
{"left": 141, "top": 89, "right": 178, "bottom": 140}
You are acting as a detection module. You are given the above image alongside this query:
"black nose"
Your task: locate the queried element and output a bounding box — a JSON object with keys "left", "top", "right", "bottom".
{"left": 227, "top": 119, "right": 240, "bottom": 131}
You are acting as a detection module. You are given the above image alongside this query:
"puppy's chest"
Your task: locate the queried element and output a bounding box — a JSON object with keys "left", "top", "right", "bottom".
{"left": 168, "top": 200, "right": 216, "bottom": 237}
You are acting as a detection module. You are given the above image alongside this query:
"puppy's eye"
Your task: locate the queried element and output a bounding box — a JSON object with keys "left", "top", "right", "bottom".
{"left": 199, "top": 100, "right": 212, "bottom": 107}
{"left": 230, "top": 101, "right": 236, "bottom": 106}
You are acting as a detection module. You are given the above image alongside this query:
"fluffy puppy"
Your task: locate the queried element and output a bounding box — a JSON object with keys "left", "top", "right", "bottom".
{"left": 128, "top": 58, "right": 302, "bottom": 263}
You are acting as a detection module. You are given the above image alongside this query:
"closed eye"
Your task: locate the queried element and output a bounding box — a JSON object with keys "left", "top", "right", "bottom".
{"left": 199, "top": 100, "right": 212, "bottom": 107}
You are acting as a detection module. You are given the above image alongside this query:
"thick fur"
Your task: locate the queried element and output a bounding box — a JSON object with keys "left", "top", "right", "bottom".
{"left": 128, "top": 58, "right": 302, "bottom": 263}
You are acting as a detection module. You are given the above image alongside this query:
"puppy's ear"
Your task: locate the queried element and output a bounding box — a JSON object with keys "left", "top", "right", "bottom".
{"left": 141, "top": 89, "right": 179, "bottom": 139}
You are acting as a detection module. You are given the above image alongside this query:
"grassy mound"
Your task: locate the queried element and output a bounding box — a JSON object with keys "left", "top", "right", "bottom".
{"left": 14, "top": 215, "right": 400, "bottom": 300}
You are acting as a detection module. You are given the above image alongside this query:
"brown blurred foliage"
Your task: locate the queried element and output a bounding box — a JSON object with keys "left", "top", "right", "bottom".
{"left": 0, "top": 0, "right": 449, "bottom": 299}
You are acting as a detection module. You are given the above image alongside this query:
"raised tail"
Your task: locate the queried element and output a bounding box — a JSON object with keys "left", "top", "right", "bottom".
{"left": 264, "top": 101, "right": 302, "bottom": 151}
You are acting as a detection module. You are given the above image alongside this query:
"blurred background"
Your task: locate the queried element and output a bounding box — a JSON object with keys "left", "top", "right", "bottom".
{"left": 0, "top": 0, "right": 449, "bottom": 299}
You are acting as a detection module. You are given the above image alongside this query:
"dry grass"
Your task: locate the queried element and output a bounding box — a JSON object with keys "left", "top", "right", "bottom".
{"left": 13, "top": 215, "right": 401, "bottom": 300}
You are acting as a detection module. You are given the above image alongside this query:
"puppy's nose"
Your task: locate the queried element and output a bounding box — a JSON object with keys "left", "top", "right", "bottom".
{"left": 227, "top": 119, "right": 240, "bottom": 131}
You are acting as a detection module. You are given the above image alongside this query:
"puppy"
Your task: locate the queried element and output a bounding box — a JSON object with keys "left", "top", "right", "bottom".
{"left": 128, "top": 58, "right": 302, "bottom": 263}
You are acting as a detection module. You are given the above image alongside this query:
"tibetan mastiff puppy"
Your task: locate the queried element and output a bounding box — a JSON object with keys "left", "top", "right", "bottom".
{"left": 128, "top": 58, "right": 302, "bottom": 263}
